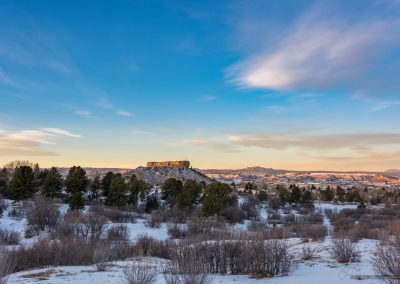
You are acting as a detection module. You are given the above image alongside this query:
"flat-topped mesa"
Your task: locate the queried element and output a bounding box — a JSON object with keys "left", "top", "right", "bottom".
{"left": 146, "top": 160, "right": 190, "bottom": 168}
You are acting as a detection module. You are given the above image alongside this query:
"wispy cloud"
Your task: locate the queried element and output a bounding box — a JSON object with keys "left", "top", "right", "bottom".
{"left": 74, "top": 110, "right": 97, "bottom": 120}
{"left": 175, "top": 135, "right": 241, "bottom": 153}
{"left": 117, "top": 110, "right": 133, "bottom": 117}
{"left": 0, "top": 128, "right": 81, "bottom": 157}
{"left": 227, "top": 2, "right": 400, "bottom": 97}
{"left": 199, "top": 95, "right": 217, "bottom": 102}
{"left": 93, "top": 96, "right": 133, "bottom": 117}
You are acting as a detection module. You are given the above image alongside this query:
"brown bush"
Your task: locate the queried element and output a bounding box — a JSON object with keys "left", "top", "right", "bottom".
{"left": 0, "top": 229, "right": 21, "bottom": 245}
{"left": 107, "top": 224, "right": 129, "bottom": 244}
{"left": 329, "top": 239, "right": 360, "bottom": 263}
{"left": 170, "top": 239, "right": 293, "bottom": 277}
{"left": 0, "top": 245, "right": 14, "bottom": 284}
{"left": 25, "top": 196, "right": 61, "bottom": 235}
{"left": 372, "top": 236, "right": 400, "bottom": 284}
{"left": 145, "top": 211, "right": 163, "bottom": 228}
{"left": 56, "top": 211, "right": 108, "bottom": 243}
{"left": 123, "top": 264, "right": 159, "bottom": 284}
{"left": 167, "top": 223, "right": 187, "bottom": 239}
{"left": 136, "top": 235, "right": 173, "bottom": 259}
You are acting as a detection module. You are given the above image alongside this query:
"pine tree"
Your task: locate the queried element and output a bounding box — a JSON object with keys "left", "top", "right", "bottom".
{"left": 10, "top": 166, "right": 35, "bottom": 200}
{"left": 202, "top": 182, "right": 235, "bottom": 216}
{"left": 0, "top": 167, "right": 10, "bottom": 197}
{"left": 89, "top": 176, "right": 101, "bottom": 200}
{"left": 42, "top": 167, "right": 63, "bottom": 198}
{"left": 127, "top": 175, "right": 150, "bottom": 207}
{"left": 106, "top": 173, "right": 127, "bottom": 207}
{"left": 101, "top": 172, "right": 114, "bottom": 198}
{"left": 289, "top": 185, "right": 302, "bottom": 203}
{"left": 177, "top": 180, "right": 202, "bottom": 211}
{"left": 145, "top": 194, "right": 159, "bottom": 213}
{"left": 161, "top": 178, "right": 182, "bottom": 207}
{"left": 69, "top": 191, "right": 85, "bottom": 211}
{"left": 65, "top": 166, "right": 88, "bottom": 210}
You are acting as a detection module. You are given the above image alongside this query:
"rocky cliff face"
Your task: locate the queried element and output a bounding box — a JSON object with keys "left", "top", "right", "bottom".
{"left": 146, "top": 160, "right": 190, "bottom": 168}
{"left": 125, "top": 165, "right": 212, "bottom": 185}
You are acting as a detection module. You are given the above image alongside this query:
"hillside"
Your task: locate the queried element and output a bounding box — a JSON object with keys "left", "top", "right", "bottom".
{"left": 124, "top": 166, "right": 213, "bottom": 185}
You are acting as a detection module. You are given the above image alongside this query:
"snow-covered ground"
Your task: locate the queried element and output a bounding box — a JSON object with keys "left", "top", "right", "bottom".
{"left": 6, "top": 239, "right": 380, "bottom": 284}
{"left": 1, "top": 200, "right": 383, "bottom": 284}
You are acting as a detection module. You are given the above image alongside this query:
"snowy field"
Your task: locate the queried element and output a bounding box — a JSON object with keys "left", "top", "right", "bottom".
{"left": 1, "top": 201, "right": 384, "bottom": 284}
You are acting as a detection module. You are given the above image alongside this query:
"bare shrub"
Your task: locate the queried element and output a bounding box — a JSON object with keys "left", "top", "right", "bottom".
{"left": 167, "top": 223, "right": 187, "bottom": 239}
{"left": 123, "top": 264, "right": 159, "bottom": 284}
{"left": 107, "top": 224, "right": 129, "bottom": 243}
{"left": 0, "top": 229, "right": 21, "bottom": 245}
{"left": 103, "top": 207, "right": 136, "bottom": 223}
{"left": 25, "top": 196, "right": 61, "bottom": 235}
{"left": 56, "top": 211, "right": 108, "bottom": 243}
{"left": 372, "top": 236, "right": 400, "bottom": 284}
{"left": 300, "top": 245, "right": 316, "bottom": 260}
{"left": 187, "top": 217, "right": 226, "bottom": 237}
{"left": 291, "top": 224, "right": 327, "bottom": 241}
{"left": 136, "top": 235, "right": 172, "bottom": 259}
{"left": 145, "top": 211, "right": 163, "bottom": 228}
{"left": 283, "top": 213, "right": 295, "bottom": 224}
{"left": 330, "top": 239, "right": 360, "bottom": 263}
{"left": 93, "top": 243, "right": 112, "bottom": 271}
{"left": 0, "top": 246, "right": 14, "bottom": 284}
{"left": 171, "top": 240, "right": 293, "bottom": 277}
{"left": 220, "top": 206, "right": 246, "bottom": 224}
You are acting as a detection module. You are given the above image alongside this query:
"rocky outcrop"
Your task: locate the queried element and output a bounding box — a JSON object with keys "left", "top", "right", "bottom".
{"left": 146, "top": 161, "right": 190, "bottom": 168}
{"left": 125, "top": 165, "right": 212, "bottom": 186}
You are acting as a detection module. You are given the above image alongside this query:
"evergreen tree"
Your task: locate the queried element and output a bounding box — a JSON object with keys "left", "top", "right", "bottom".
{"left": 321, "top": 186, "right": 334, "bottom": 201}
{"left": 202, "top": 182, "right": 235, "bottom": 216}
{"left": 145, "top": 194, "right": 159, "bottom": 213}
{"left": 0, "top": 167, "right": 10, "bottom": 197}
{"left": 10, "top": 166, "right": 35, "bottom": 200}
{"left": 336, "top": 186, "right": 346, "bottom": 202}
{"left": 65, "top": 166, "right": 88, "bottom": 210}
{"left": 106, "top": 173, "right": 127, "bottom": 207}
{"left": 127, "top": 175, "right": 150, "bottom": 207}
{"left": 161, "top": 178, "right": 182, "bottom": 207}
{"left": 42, "top": 167, "right": 63, "bottom": 198}
{"left": 177, "top": 180, "right": 202, "bottom": 211}
{"left": 278, "top": 187, "right": 291, "bottom": 203}
{"left": 289, "top": 184, "right": 302, "bottom": 203}
{"left": 300, "top": 190, "right": 313, "bottom": 204}
{"left": 89, "top": 176, "right": 101, "bottom": 200}
{"left": 101, "top": 171, "right": 114, "bottom": 198}
{"left": 69, "top": 191, "right": 85, "bottom": 211}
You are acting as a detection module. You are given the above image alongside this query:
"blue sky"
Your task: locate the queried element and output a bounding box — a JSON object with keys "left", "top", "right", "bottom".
{"left": 0, "top": 0, "right": 400, "bottom": 171}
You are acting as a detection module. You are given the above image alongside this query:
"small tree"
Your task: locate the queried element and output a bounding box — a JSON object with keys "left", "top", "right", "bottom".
{"left": 161, "top": 178, "right": 182, "bottom": 207}
{"left": 69, "top": 191, "right": 85, "bottom": 211}
{"left": 25, "top": 196, "right": 61, "bottom": 235}
{"left": 89, "top": 176, "right": 101, "bottom": 201}
{"left": 202, "top": 182, "right": 235, "bottom": 216}
{"left": 101, "top": 172, "right": 115, "bottom": 198}
{"left": 145, "top": 195, "right": 159, "bottom": 213}
{"left": 10, "top": 166, "right": 35, "bottom": 200}
{"left": 177, "top": 180, "right": 202, "bottom": 211}
{"left": 42, "top": 167, "right": 63, "bottom": 198}
{"left": 106, "top": 174, "right": 127, "bottom": 207}
{"left": 65, "top": 166, "right": 88, "bottom": 210}
{"left": 127, "top": 175, "right": 151, "bottom": 207}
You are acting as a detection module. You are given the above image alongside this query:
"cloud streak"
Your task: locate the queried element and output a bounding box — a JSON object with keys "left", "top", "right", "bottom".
{"left": 227, "top": 2, "right": 400, "bottom": 97}
{"left": 0, "top": 128, "right": 81, "bottom": 157}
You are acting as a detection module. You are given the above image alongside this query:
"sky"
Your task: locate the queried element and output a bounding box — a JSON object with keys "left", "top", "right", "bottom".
{"left": 0, "top": 0, "right": 400, "bottom": 171}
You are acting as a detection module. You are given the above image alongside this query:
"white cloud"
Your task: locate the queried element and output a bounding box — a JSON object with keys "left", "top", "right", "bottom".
{"left": 117, "top": 110, "right": 132, "bottom": 117}
{"left": 199, "top": 95, "right": 217, "bottom": 102}
{"left": 74, "top": 110, "right": 96, "bottom": 119}
{"left": 227, "top": 4, "right": 400, "bottom": 96}
{"left": 0, "top": 128, "right": 81, "bottom": 157}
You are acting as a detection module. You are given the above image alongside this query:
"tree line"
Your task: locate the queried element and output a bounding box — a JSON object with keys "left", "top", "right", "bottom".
{"left": 0, "top": 162, "right": 237, "bottom": 217}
